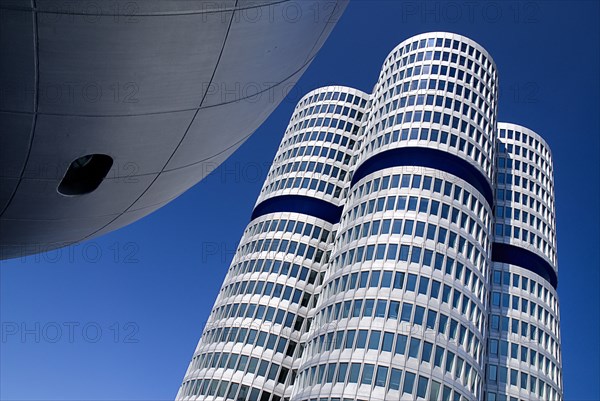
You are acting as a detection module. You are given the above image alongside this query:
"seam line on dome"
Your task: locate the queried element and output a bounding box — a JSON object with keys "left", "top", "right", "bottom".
{"left": 0, "top": 0, "right": 292, "bottom": 17}
{"left": 76, "top": 1, "right": 239, "bottom": 243}
{"left": 0, "top": 0, "right": 40, "bottom": 219}
{"left": 0, "top": 52, "right": 320, "bottom": 119}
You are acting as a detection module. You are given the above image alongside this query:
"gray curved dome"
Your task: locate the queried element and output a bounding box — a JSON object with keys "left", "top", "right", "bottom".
{"left": 0, "top": 0, "right": 348, "bottom": 259}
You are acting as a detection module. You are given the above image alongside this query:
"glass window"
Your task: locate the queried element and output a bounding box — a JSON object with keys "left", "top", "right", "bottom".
{"left": 382, "top": 332, "right": 394, "bottom": 352}
{"left": 345, "top": 330, "right": 356, "bottom": 349}
{"left": 364, "top": 299, "right": 375, "bottom": 316}
{"left": 257, "top": 360, "right": 269, "bottom": 377}
{"left": 418, "top": 277, "right": 429, "bottom": 295}
{"left": 337, "top": 362, "right": 348, "bottom": 383}
{"left": 394, "top": 272, "right": 405, "bottom": 289}
{"left": 382, "top": 271, "right": 393, "bottom": 287}
{"left": 375, "top": 300, "right": 387, "bottom": 317}
{"left": 368, "top": 331, "right": 381, "bottom": 350}
{"left": 361, "top": 364, "right": 374, "bottom": 385}
{"left": 445, "top": 352, "right": 454, "bottom": 373}
{"left": 390, "top": 368, "right": 402, "bottom": 390}
{"left": 247, "top": 357, "right": 258, "bottom": 373}
{"left": 414, "top": 306, "right": 425, "bottom": 325}
{"left": 429, "top": 380, "right": 441, "bottom": 401}
{"left": 426, "top": 310, "right": 437, "bottom": 329}
{"left": 389, "top": 301, "right": 400, "bottom": 319}
{"left": 434, "top": 346, "right": 444, "bottom": 368}
{"left": 403, "top": 371, "right": 416, "bottom": 394}
{"left": 401, "top": 303, "right": 413, "bottom": 322}
{"left": 326, "top": 364, "right": 336, "bottom": 383}
{"left": 409, "top": 337, "right": 420, "bottom": 358}
{"left": 349, "top": 363, "right": 361, "bottom": 383}
{"left": 356, "top": 330, "right": 368, "bottom": 348}
{"left": 430, "top": 280, "right": 441, "bottom": 299}
{"left": 375, "top": 366, "right": 388, "bottom": 387}
{"left": 422, "top": 341, "right": 433, "bottom": 363}
{"left": 417, "top": 376, "right": 429, "bottom": 398}
{"left": 395, "top": 335, "right": 407, "bottom": 355}
{"left": 407, "top": 274, "right": 417, "bottom": 291}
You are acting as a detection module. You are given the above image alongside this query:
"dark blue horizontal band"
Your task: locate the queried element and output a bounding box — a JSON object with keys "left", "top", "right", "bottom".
{"left": 492, "top": 242, "right": 558, "bottom": 289}
{"left": 251, "top": 195, "right": 343, "bottom": 224}
{"left": 351, "top": 147, "right": 494, "bottom": 206}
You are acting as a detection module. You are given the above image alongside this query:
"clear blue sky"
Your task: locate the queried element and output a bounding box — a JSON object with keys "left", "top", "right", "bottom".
{"left": 1, "top": 1, "right": 598, "bottom": 400}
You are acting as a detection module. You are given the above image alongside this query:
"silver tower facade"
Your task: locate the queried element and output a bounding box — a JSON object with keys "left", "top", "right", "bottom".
{"left": 177, "top": 32, "right": 562, "bottom": 401}
{"left": 177, "top": 86, "right": 370, "bottom": 401}
{"left": 486, "top": 123, "right": 562, "bottom": 401}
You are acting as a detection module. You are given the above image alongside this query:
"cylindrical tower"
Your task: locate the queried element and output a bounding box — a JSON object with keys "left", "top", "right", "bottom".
{"left": 175, "top": 32, "right": 564, "bottom": 401}
{"left": 486, "top": 123, "right": 562, "bottom": 401}
{"left": 292, "top": 32, "right": 499, "bottom": 401}
{"left": 176, "top": 86, "right": 369, "bottom": 401}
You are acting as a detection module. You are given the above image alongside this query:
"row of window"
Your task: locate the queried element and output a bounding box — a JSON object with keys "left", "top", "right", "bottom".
{"left": 236, "top": 237, "right": 327, "bottom": 264}
{"left": 226, "top": 257, "right": 322, "bottom": 287}
{"left": 488, "top": 339, "right": 561, "bottom": 382}
{"left": 496, "top": 208, "right": 554, "bottom": 256}
{"left": 340, "top": 204, "right": 486, "bottom": 252}
{"left": 380, "top": 49, "right": 496, "bottom": 110}
{"left": 498, "top": 128, "right": 552, "bottom": 164}
{"left": 487, "top": 388, "right": 560, "bottom": 401}
{"left": 497, "top": 152, "right": 552, "bottom": 192}
{"left": 486, "top": 365, "right": 560, "bottom": 401}
{"left": 494, "top": 223, "right": 554, "bottom": 263}
{"left": 297, "top": 398, "right": 368, "bottom": 401}
{"left": 490, "top": 290, "right": 558, "bottom": 334}
{"left": 371, "top": 69, "right": 494, "bottom": 136}
{"left": 181, "top": 353, "right": 290, "bottom": 398}
{"left": 384, "top": 40, "right": 495, "bottom": 90}
{"left": 379, "top": 90, "right": 489, "bottom": 127}
{"left": 277, "top": 129, "right": 356, "bottom": 160}
{"left": 305, "top": 327, "right": 481, "bottom": 392}
{"left": 271, "top": 142, "right": 353, "bottom": 167}
{"left": 290, "top": 103, "right": 364, "bottom": 127}
{"left": 495, "top": 188, "right": 552, "bottom": 228}
{"left": 296, "top": 90, "right": 368, "bottom": 110}
{"left": 210, "top": 295, "right": 304, "bottom": 328}
{"left": 491, "top": 269, "right": 558, "bottom": 313}
{"left": 296, "top": 359, "right": 476, "bottom": 400}
{"left": 496, "top": 177, "right": 555, "bottom": 238}
{"left": 244, "top": 218, "right": 330, "bottom": 244}
{"left": 267, "top": 160, "right": 348, "bottom": 186}
{"left": 338, "top": 206, "right": 488, "bottom": 262}
{"left": 312, "top": 295, "right": 483, "bottom": 362}
{"left": 364, "top": 122, "right": 491, "bottom": 180}
{"left": 489, "top": 314, "right": 560, "bottom": 360}
{"left": 492, "top": 291, "right": 558, "bottom": 335}
{"left": 373, "top": 73, "right": 494, "bottom": 140}
{"left": 374, "top": 72, "right": 493, "bottom": 122}
{"left": 195, "top": 326, "right": 298, "bottom": 363}
{"left": 495, "top": 204, "right": 554, "bottom": 243}
{"left": 323, "top": 250, "right": 486, "bottom": 312}
{"left": 346, "top": 173, "right": 490, "bottom": 229}
{"left": 331, "top": 240, "right": 486, "bottom": 294}
{"left": 373, "top": 89, "right": 492, "bottom": 150}
{"left": 261, "top": 174, "right": 345, "bottom": 199}
{"left": 286, "top": 116, "right": 362, "bottom": 142}
{"left": 181, "top": 378, "right": 279, "bottom": 401}
{"left": 368, "top": 78, "right": 493, "bottom": 142}
{"left": 386, "top": 36, "right": 496, "bottom": 85}
{"left": 497, "top": 169, "right": 553, "bottom": 216}
{"left": 222, "top": 280, "right": 310, "bottom": 306}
